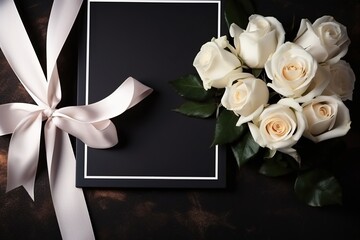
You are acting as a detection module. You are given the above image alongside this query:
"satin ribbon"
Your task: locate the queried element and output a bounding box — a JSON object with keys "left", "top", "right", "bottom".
{"left": 0, "top": 0, "right": 153, "bottom": 239}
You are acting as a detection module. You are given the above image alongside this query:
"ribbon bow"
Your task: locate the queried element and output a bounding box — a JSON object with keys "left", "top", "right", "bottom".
{"left": 0, "top": 0, "right": 153, "bottom": 239}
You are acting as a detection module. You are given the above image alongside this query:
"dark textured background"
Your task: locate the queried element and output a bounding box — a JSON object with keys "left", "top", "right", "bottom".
{"left": 1, "top": 0, "right": 360, "bottom": 239}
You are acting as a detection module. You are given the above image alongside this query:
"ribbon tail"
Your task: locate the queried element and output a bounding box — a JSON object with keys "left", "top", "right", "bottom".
{"left": 47, "top": 0, "right": 83, "bottom": 80}
{"left": 6, "top": 112, "right": 43, "bottom": 200}
{"left": 44, "top": 120, "right": 95, "bottom": 240}
{"left": 46, "top": 0, "right": 84, "bottom": 107}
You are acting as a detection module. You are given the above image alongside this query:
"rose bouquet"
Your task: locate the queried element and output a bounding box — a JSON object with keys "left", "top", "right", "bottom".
{"left": 171, "top": 9, "right": 356, "bottom": 206}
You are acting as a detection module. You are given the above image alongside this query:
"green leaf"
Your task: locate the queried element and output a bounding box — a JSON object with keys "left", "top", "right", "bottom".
{"left": 259, "top": 152, "right": 298, "bottom": 177}
{"left": 231, "top": 130, "right": 260, "bottom": 167}
{"left": 224, "top": 0, "right": 256, "bottom": 29}
{"left": 173, "top": 100, "right": 217, "bottom": 118}
{"left": 212, "top": 109, "right": 245, "bottom": 146}
{"left": 252, "top": 68, "right": 263, "bottom": 78}
{"left": 294, "top": 169, "right": 342, "bottom": 207}
{"left": 169, "top": 74, "right": 214, "bottom": 101}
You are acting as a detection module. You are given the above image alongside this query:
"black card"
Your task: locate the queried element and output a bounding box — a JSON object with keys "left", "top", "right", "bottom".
{"left": 76, "top": 0, "right": 226, "bottom": 188}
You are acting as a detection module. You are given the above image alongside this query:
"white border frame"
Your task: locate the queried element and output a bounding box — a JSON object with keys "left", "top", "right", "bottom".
{"left": 84, "top": 0, "right": 221, "bottom": 180}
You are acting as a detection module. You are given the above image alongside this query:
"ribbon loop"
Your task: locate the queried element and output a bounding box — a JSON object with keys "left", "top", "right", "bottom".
{"left": 0, "top": 0, "right": 48, "bottom": 107}
{"left": 0, "top": 103, "right": 43, "bottom": 135}
{"left": 56, "top": 77, "right": 153, "bottom": 123}
{"left": 52, "top": 118, "right": 118, "bottom": 148}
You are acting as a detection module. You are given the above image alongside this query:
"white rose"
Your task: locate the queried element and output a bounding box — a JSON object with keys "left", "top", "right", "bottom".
{"left": 322, "top": 60, "right": 356, "bottom": 101}
{"left": 248, "top": 98, "right": 306, "bottom": 161}
{"left": 193, "top": 36, "right": 241, "bottom": 90}
{"left": 220, "top": 72, "right": 269, "bottom": 126}
{"left": 230, "top": 14, "right": 285, "bottom": 68}
{"left": 294, "top": 65, "right": 331, "bottom": 103}
{"left": 302, "top": 95, "right": 351, "bottom": 143}
{"left": 294, "top": 16, "right": 350, "bottom": 64}
{"left": 266, "top": 42, "right": 321, "bottom": 100}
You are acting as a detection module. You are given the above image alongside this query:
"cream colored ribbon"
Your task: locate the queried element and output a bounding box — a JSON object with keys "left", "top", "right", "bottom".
{"left": 0, "top": 0, "right": 153, "bottom": 239}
